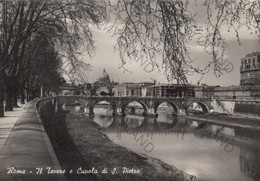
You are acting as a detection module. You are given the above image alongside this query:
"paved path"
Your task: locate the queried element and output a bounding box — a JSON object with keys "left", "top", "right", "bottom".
{"left": 0, "top": 100, "right": 65, "bottom": 181}
{"left": 0, "top": 106, "right": 25, "bottom": 152}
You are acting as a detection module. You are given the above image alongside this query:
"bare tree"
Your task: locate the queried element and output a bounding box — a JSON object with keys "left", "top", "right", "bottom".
{"left": 0, "top": 0, "right": 107, "bottom": 115}
{"left": 202, "top": 0, "right": 259, "bottom": 77}
{"left": 111, "top": 0, "right": 259, "bottom": 83}
{"left": 19, "top": 35, "right": 63, "bottom": 101}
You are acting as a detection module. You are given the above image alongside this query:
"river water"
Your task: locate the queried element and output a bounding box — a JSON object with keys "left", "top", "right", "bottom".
{"left": 72, "top": 104, "right": 260, "bottom": 181}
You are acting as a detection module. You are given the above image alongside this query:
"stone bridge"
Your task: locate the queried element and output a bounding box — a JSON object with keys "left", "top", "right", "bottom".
{"left": 54, "top": 95, "right": 213, "bottom": 116}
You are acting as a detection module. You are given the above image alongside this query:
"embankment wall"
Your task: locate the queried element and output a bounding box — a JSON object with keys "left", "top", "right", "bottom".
{"left": 212, "top": 99, "right": 260, "bottom": 118}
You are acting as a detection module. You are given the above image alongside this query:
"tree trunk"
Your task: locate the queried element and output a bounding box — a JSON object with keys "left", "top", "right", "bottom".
{"left": 13, "top": 93, "right": 19, "bottom": 108}
{"left": 4, "top": 76, "right": 18, "bottom": 111}
{"left": 20, "top": 89, "right": 25, "bottom": 104}
{"left": 0, "top": 74, "right": 4, "bottom": 117}
{"left": 40, "top": 85, "right": 43, "bottom": 97}
{"left": 31, "top": 90, "right": 37, "bottom": 99}
{"left": 26, "top": 89, "right": 34, "bottom": 102}
{"left": 26, "top": 89, "right": 30, "bottom": 102}
{"left": 0, "top": 100, "right": 3, "bottom": 117}
{"left": 5, "top": 88, "right": 13, "bottom": 111}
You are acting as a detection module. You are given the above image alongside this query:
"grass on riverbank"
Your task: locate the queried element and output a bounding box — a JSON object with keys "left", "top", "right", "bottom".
{"left": 63, "top": 112, "right": 191, "bottom": 181}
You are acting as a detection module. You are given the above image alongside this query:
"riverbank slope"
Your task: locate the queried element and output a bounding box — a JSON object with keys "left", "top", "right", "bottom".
{"left": 185, "top": 112, "right": 260, "bottom": 130}
{"left": 39, "top": 99, "right": 195, "bottom": 181}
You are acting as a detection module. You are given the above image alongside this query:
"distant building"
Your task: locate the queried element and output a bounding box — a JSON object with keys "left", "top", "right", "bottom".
{"left": 92, "top": 69, "right": 117, "bottom": 96}
{"left": 195, "top": 52, "right": 260, "bottom": 101}
{"left": 195, "top": 84, "right": 218, "bottom": 99}
{"left": 60, "top": 83, "right": 77, "bottom": 95}
{"left": 240, "top": 52, "right": 260, "bottom": 86}
{"left": 97, "top": 69, "right": 111, "bottom": 86}
{"left": 140, "top": 82, "right": 155, "bottom": 97}
{"left": 126, "top": 82, "right": 154, "bottom": 97}
{"left": 213, "top": 86, "right": 260, "bottom": 100}
{"left": 114, "top": 83, "right": 197, "bottom": 98}
{"left": 148, "top": 84, "right": 196, "bottom": 98}
{"left": 113, "top": 84, "right": 127, "bottom": 97}
{"left": 113, "top": 82, "right": 154, "bottom": 97}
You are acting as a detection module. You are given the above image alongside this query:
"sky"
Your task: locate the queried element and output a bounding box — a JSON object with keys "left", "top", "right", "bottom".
{"left": 81, "top": 1, "right": 259, "bottom": 86}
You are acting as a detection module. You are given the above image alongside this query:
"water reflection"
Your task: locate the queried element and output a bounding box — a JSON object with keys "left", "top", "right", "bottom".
{"left": 87, "top": 108, "right": 260, "bottom": 181}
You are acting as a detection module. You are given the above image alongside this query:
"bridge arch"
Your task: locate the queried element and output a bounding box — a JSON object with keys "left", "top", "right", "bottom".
{"left": 89, "top": 100, "right": 117, "bottom": 116}
{"left": 186, "top": 101, "right": 209, "bottom": 113}
{"left": 122, "top": 100, "right": 149, "bottom": 116}
{"left": 155, "top": 101, "right": 180, "bottom": 113}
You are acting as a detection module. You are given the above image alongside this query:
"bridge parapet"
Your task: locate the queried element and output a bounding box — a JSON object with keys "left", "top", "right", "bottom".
{"left": 56, "top": 95, "right": 212, "bottom": 100}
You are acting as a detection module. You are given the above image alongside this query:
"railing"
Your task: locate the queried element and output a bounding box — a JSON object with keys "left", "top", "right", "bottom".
{"left": 56, "top": 95, "right": 212, "bottom": 101}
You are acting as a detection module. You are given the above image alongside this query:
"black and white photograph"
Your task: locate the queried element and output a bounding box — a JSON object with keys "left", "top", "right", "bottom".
{"left": 0, "top": 0, "right": 259, "bottom": 181}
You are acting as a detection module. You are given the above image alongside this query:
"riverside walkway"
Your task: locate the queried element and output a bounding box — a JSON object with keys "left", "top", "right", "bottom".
{"left": 0, "top": 106, "right": 24, "bottom": 152}
{"left": 0, "top": 100, "right": 65, "bottom": 181}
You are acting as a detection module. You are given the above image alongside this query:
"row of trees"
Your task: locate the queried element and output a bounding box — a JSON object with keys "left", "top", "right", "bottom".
{"left": 0, "top": 0, "right": 108, "bottom": 116}
{"left": 0, "top": 0, "right": 259, "bottom": 117}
